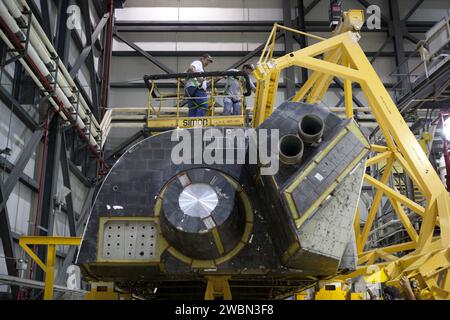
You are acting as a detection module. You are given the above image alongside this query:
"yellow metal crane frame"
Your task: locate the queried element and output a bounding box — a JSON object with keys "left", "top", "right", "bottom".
{"left": 18, "top": 236, "right": 82, "bottom": 300}
{"left": 252, "top": 21, "right": 450, "bottom": 299}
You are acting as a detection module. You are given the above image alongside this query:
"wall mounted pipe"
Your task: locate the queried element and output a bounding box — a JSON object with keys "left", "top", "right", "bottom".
{"left": 0, "top": 17, "right": 99, "bottom": 149}
{"left": 0, "top": 4, "right": 54, "bottom": 84}
{"left": 4, "top": 0, "right": 54, "bottom": 70}
{"left": 0, "top": 29, "right": 68, "bottom": 122}
{"left": 7, "top": 0, "right": 101, "bottom": 132}
{"left": 3, "top": 0, "right": 26, "bottom": 27}
{"left": 9, "top": 0, "right": 101, "bottom": 131}
{"left": 0, "top": 1, "right": 24, "bottom": 41}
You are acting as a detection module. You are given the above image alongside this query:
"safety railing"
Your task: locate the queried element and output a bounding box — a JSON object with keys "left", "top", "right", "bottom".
{"left": 258, "top": 23, "right": 326, "bottom": 66}
{"left": 143, "top": 70, "right": 252, "bottom": 129}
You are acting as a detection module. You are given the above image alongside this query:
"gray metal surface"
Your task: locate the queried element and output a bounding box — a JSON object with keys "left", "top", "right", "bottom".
{"left": 295, "top": 161, "right": 365, "bottom": 273}
{"left": 178, "top": 183, "right": 219, "bottom": 218}
{"left": 101, "top": 220, "right": 157, "bottom": 260}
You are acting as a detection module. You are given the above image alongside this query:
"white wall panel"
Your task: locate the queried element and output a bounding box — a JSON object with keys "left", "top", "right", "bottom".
{"left": 69, "top": 172, "right": 88, "bottom": 216}
{"left": 79, "top": 63, "right": 92, "bottom": 100}
{"left": 6, "top": 181, "right": 32, "bottom": 235}
{"left": 115, "top": 7, "right": 179, "bottom": 21}
{"left": 0, "top": 100, "right": 35, "bottom": 175}
{"left": 110, "top": 88, "right": 149, "bottom": 108}
{"left": 113, "top": 32, "right": 284, "bottom": 53}
{"left": 89, "top": 0, "right": 99, "bottom": 27}
{"left": 0, "top": 242, "right": 8, "bottom": 293}
{"left": 68, "top": 37, "right": 80, "bottom": 68}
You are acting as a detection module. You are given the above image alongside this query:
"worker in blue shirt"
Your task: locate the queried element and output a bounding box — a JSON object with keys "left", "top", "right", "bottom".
{"left": 185, "top": 53, "right": 214, "bottom": 117}
{"left": 223, "top": 64, "right": 256, "bottom": 116}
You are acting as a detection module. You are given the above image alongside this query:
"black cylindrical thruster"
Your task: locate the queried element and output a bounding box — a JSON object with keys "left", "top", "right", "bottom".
{"left": 159, "top": 168, "right": 246, "bottom": 260}
{"left": 298, "top": 114, "right": 324, "bottom": 144}
{"left": 279, "top": 134, "right": 304, "bottom": 165}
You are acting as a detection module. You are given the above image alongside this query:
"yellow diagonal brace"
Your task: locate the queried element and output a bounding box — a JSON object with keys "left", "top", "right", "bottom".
{"left": 366, "top": 151, "right": 392, "bottom": 167}
{"left": 377, "top": 250, "right": 399, "bottom": 262}
{"left": 364, "top": 174, "right": 425, "bottom": 216}
{"left": 358, "top": 251, "right": 376, "bottom": 265}
{"left": 289, "top": 32, "right": 348, "bottom": 58}
{"left": 371, "top": 145, "right": 389, "bottom": 153}
{"left": 19, "top": 242, "right": 46, "bottom": 271}
{"left": 274, "top": 23, "right": 326, "bottom": 41}
{"left": 388, "top": 196, "right": 419, "bottom": 243}
{"left": 307, "top": 49, "right": 343, "bottom": 104}
{"left": 359, "top": 157, "right": 394, "bottom": 250}
{"left": 342, "top": 55, "right": 353, "bottom": 118}
{"left": 259, "top": 25, "right": 277, "bottom": 64}
{"left": 436, "top": 192, "right": 450, "bottom": 247}
{"left": 291, "top": 71, "right": 321, "bottom": 102}
{"left": 367, "top": 252, "right": 378, "bottom": 264}
{"left": 393, "top": 152, "right": 427, "bottom": 197}
{"left": 277, "top": 54, "right": 364, "bottom": 83}
{"left": 443, "top": 267, "right": 450, "bottom": 293}
{"left": 360, "top": 239, "right": 419, "bottom": 257}
{"left": 416, "top": 199, "right": 438, "bottom": 253}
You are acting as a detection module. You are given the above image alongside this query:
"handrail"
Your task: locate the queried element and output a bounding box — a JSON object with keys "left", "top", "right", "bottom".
{"left": 144, "top": 70, "right": 252, "bottom": 97}
{"left": 144, "top": 70, "right": 251, "bottom": 124}
{"left": 258, "top": 23, "right": 326, "bottom": 65}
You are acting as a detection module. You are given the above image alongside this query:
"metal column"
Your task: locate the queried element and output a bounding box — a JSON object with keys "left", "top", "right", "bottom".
{"left": 283, "top": 0, "right": 296, "bottom": 99}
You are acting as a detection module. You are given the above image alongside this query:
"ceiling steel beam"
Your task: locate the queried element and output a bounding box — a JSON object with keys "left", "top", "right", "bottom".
{"left": 114, "top": 21, "right": 435, "bottom": 33}
{"left": 357, "top": 0, "right": 389, "bottom": 24}
{"left": 112, "top": 50, "right": 418, "bottom": 58}
{"left": 403, "top": 0, "right": 425, "bottom": 22}
{"left": 113, "top": 30, "right": 176, "bottom": 74}
{"left": 304, "top": 0, "right": 321, "bottom": 16}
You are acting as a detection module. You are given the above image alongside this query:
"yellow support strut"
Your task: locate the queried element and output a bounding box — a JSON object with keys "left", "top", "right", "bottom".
{"left": 19, "top": 236, "right": 82, "bottom": 300}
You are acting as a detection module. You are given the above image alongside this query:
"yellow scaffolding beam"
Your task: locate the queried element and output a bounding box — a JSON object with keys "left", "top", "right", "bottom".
{"left": 19, "top": 236, "right": 82, "bottom": 300}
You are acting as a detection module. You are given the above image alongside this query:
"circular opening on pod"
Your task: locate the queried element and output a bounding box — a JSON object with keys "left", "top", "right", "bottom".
{"left": 279, "top": 134, "right": 304, "bottom": 165}
{"left": 298, "top": 114, "right": 324, "bottom": 144}
{"left": 178, "top": 183, "right": 219, "bottom": 218}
